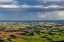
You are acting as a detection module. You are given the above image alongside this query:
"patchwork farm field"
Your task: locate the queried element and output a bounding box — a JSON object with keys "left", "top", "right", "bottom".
{"left": 0, "top": 22, "right": 64, "bottom": 42}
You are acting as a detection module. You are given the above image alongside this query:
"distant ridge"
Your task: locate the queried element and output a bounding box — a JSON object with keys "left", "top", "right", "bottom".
{"left": 0, "top": 20, "right": 64, "bottom": 22}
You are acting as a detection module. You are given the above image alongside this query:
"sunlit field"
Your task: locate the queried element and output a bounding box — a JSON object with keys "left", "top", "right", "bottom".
{"left": 0, "top": 22, "right": 64, "bottom": 42}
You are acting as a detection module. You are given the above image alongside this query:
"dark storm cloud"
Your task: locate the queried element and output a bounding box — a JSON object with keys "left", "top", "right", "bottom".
{"left": 0, "top": 0, "right": 64, "bottom": 20}
{"left": 15, "top": 0, "right": 64, "bottom": 6}
{"left": 1, "top": 8, "right": 64, "bottom": 13}
{"left": 15, "top": 0, "right": 40, "bottom": 5}
{"left": 24, "top": 8, "right": 64, "bottom": 12}
{"left": 14, "top": 0, "right": 64, "bottom": 12}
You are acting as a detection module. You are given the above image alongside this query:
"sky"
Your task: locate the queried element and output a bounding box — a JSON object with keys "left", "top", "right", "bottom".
{"left": 0, "top": 0, "right": 64, "bottom": 20}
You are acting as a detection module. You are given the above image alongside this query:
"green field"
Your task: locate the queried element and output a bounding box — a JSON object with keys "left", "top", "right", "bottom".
{"left": 0, "top": 22, "right": 64, "bottom": 42}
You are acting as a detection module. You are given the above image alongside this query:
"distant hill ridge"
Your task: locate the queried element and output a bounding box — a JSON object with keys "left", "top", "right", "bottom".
{"left": 0, "top": 20, "right": 64, "bottom": 22}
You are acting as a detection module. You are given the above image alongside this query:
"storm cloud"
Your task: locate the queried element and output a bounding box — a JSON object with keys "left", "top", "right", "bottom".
{"left": 0, "top": 0, "right": 64, "bottom": 20}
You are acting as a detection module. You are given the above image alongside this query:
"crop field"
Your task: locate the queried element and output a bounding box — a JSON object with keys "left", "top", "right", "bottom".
{"left": 0, "top": 22, "right": 64, "bottom": 42}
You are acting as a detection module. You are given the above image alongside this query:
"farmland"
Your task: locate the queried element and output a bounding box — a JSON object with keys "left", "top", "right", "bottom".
{"left": 0, "top": 22, "right": 64, "bottom": 42}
